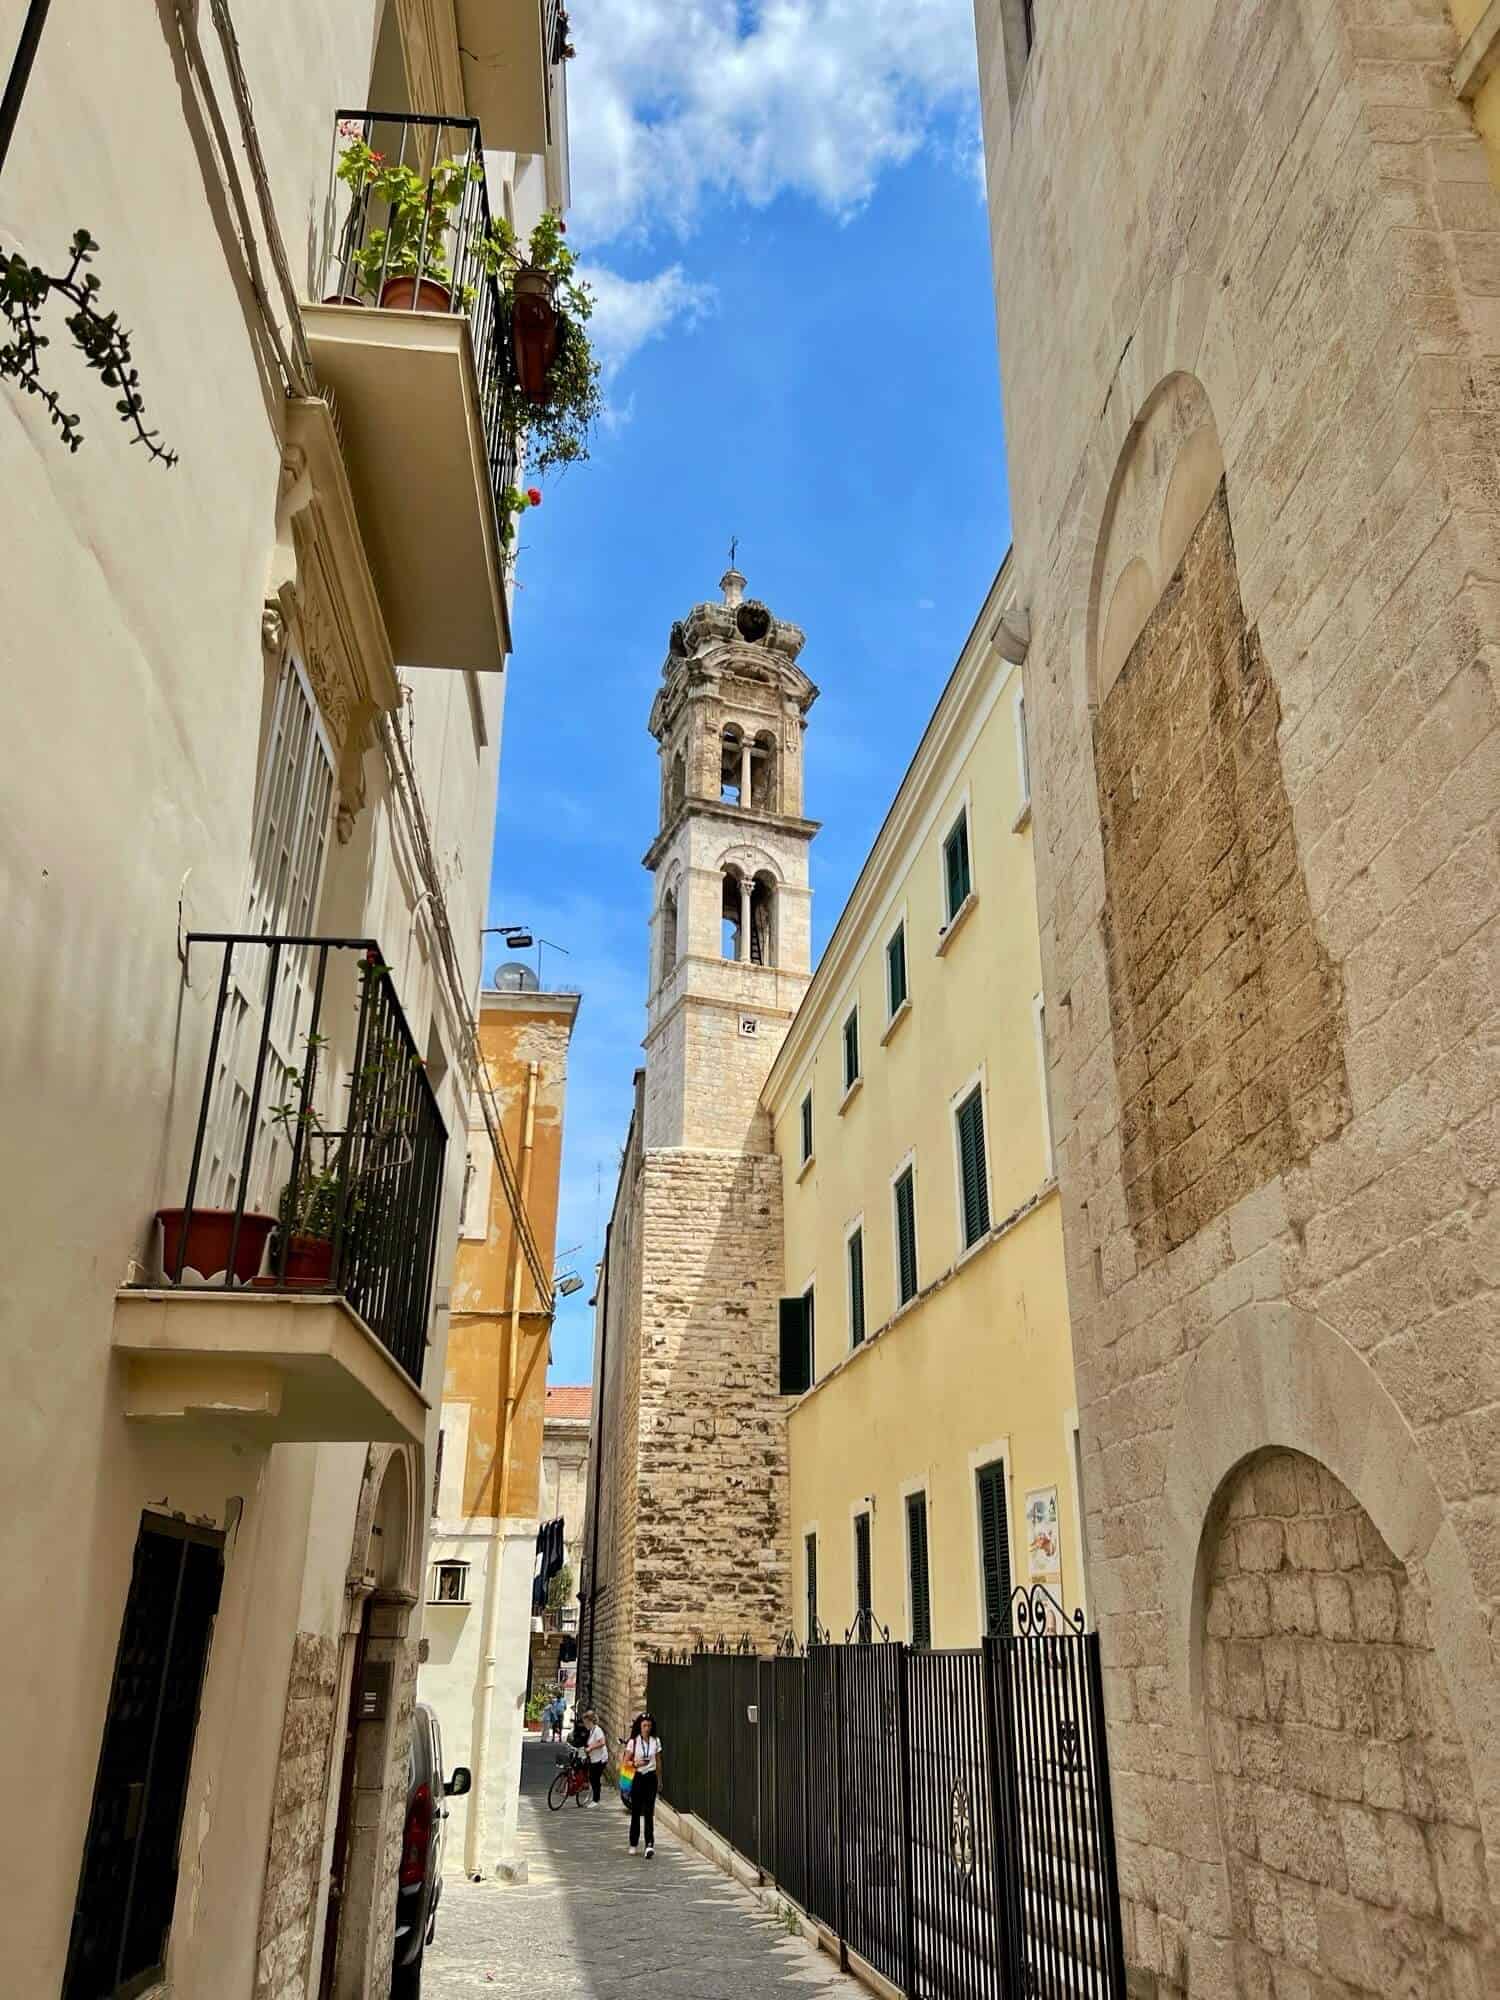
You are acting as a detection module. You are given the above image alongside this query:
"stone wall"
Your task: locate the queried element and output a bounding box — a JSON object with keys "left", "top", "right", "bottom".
{"left": 1202, "top": 1450, "right": 1497, "bottom": 1995}
{"left": 1096, "top": 484, "right": 1349, "bottom": 1266}
{"left": 254, "top": 1632, "right": 339, "bottom": 2000}
{"left": 973, "top": 0, "right": 1500, "bottom": 1987}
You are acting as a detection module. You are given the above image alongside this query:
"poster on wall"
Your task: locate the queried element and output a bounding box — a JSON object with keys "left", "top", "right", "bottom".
{"left": 1025, "top": 1486, "right": 1060, "bottom": 1579}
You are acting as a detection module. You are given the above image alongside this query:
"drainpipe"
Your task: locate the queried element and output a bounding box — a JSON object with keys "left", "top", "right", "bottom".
{"left": 466, "top": 1058, "right": 539, "bottom": 1878}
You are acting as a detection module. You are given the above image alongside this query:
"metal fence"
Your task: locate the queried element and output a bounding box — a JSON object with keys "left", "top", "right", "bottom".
{"left": 648, "top": 1589, "right": 1125, "bottom": 2000}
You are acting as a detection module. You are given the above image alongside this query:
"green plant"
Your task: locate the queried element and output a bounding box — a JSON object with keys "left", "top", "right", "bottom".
{"left": 546, "top": 1563, "right": 574, "bottom": 1614}
{"left": 335, "top": 135, "right": 483, "bottom": 303}
{"left": 1, "top": 229, "right": 176, "bottom": 463}
{"left": 525, "top": 1688, "right": 551, "bottom": 1724}
{"left": 482, "top": 208, "right": 602, "bottom": 476}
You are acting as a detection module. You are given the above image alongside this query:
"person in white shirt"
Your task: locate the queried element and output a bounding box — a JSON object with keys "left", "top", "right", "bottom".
{"left": 626, "top": 1712, "right": 662, "bottom": 1858}
{"left": 583, "top": 1709, "right": 608, "bottom": 1806}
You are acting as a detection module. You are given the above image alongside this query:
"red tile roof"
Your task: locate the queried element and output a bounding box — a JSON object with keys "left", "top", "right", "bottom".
{"left": 546, "top": 1385, "right": 592, "bottom": 1422}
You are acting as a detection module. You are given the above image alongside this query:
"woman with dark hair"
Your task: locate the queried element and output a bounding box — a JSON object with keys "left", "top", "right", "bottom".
{"left": 624, "top": 1711, "right": 662, "bottom": 1858}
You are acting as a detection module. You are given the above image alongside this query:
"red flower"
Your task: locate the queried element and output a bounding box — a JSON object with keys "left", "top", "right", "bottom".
{"left": 526, "top": 487, "right": 542, "bottom": 506}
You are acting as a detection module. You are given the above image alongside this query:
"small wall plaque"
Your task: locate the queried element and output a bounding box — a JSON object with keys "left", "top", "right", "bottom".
{"left": 739, "top": 1016, "right": 758, "bottom": 1037}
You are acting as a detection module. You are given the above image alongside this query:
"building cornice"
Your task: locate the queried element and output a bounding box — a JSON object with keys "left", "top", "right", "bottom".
{"left": 763, "top": 554, "right": 1020, "bottom": 1113}
{"left": 479, "top": 989, "right": 582, "bottom": 1028}
{"left": 642, "top": 798, "right": 820, "bottom": 872}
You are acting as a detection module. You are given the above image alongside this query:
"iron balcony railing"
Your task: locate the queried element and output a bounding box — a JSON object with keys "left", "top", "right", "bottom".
{"left": 162, "top": 933, "right": 447, "bottom": 1385}
{"left": 544, "top": 0, "right": 570, "bottom": 67}
{"left": 320, "top": 110, "right": 520, "bottom": 543}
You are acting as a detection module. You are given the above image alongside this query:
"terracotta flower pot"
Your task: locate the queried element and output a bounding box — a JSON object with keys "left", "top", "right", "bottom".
{"left": 379, "top": 274, "right": 452, "bottom": 313}
{"left": 252, "top": 1234, "right": 337, "bottom": 1291}
{"left": 322, "top": 291, "right": 364, "bottom": 307}
{"left": 157, "top": 1207, "right": 276, "bottom": 1285}
{"left": 514, "top": 294, "right": 559, "bottom": 404}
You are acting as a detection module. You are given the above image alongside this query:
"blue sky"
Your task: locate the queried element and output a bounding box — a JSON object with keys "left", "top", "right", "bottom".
{"left": 486, "top": 1, "right": 1011, "bottom": 1383}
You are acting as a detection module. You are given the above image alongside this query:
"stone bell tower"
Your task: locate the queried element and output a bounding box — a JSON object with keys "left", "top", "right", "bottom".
{"left": 641, "top": 565, "right": 819, "bottom": 1151}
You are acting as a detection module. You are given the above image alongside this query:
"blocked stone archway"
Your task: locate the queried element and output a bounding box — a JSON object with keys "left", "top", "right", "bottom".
{"left": 1203, "top": 1448, "right": 1498, "bottom": 1994}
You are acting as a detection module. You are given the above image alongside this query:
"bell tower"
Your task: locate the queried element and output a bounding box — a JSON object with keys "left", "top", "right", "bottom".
{"left": 641, "top": 566, "right": 819, "bottom": 1151}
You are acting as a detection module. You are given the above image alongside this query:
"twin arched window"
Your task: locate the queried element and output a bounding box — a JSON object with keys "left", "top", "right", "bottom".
{"left": 721, "top": 865, "right": 775, "bottom": 965}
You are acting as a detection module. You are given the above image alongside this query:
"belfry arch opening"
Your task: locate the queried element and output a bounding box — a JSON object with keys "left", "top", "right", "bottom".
{"left": 720, "top": 726, "right": 744, "bottom": 804}
{"left": 720, "top": 867, "right": 775, "bottom": 965}
{"left": 659, "top": 889, "right": 678, "bottom": 984}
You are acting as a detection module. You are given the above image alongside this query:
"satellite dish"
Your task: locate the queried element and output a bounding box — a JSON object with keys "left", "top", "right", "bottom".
{"left": 494, "top": 961, "right": 539, "bottom": 992}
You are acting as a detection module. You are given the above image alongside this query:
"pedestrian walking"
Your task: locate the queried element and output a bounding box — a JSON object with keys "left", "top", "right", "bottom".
{"left": 625, "top": 1711, "right": 662, "bottom": 1858}
{"left": 583, "top": 1708, "right": 608, "bottom": 1805}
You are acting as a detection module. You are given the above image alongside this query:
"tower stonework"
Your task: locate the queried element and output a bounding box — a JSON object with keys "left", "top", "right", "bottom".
{"left": 581, "top": 571, "right": 817, "bottom": 1742}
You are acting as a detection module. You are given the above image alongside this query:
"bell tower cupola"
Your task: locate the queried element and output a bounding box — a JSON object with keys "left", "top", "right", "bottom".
{"left": 641, "top": 568, "right": 820, "bottom": 1151}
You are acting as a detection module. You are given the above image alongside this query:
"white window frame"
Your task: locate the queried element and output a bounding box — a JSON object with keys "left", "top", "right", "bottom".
{"left": 1033, "top": 994, "right": 1055, "bottom": 1179}
{"left": 428, "top": 1557, "right": 470, "bottom": 1605}
{"left": 844, "top": 1213, "right": 866, "bottom": 1351}
{"left": 890, "top": 1149, "right": 919, "bottom": 1311}
{"left": 882, "top": 905, "right": 912, "bottom": 1033}
{"left": 967, "top": 1435, "right": 1014, "bottom": 1643}
{"left": 840, "top": 1002, "right": 862, "bottom": 1107}
{"left": 1012, "top": 684, "right": 1032, "bottom": 829}
{"left": 940, "top": 787, "right": 975, "bottom": 925}
{"left": 900, "top": 1475, "right": 932, "bottom": 1648}
{"left": 949, "top": 1065, "right": 994, "bottom": 1261}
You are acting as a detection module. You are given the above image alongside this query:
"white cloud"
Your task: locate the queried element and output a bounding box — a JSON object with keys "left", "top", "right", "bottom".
{"left": 567, "top": 0, "right": 979, "bottom": 244}
{"left": 582, "top": 263, "right": 718, "bottom": 381}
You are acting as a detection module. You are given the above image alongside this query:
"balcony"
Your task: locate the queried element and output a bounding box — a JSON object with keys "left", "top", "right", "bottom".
{"left": 113, "top": 935, "right": 447, "bottom": 1447}
{"left": 303, "top": 113, "right": 519, "bottom": 675}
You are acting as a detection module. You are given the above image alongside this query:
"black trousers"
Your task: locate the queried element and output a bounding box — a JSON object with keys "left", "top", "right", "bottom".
{"left": 589, "top": 1761, "right": 603, "bottom": 1802}
{"left": 629, "top": 1770, "right": 658, "bottom": 1848}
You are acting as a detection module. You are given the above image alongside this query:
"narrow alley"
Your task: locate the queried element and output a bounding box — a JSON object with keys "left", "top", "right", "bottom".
{"left": 423, "top": 1741, "right": 860, "bottom": 2000}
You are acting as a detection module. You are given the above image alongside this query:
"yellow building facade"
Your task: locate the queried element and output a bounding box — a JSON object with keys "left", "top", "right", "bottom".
{"left": 765, "top": 562, "right": 1087, "bottom": 1652}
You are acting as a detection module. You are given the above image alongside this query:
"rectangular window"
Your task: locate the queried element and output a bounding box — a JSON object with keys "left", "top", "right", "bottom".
{"left": 854, "top": 1510, "right": 873, "bottom": 1639}
{"left": 778, "top": 1294, "right": 812, "bottom": 1396}
{"left": 1034, "top": 995, "right": 1055, "bottom": 1177}
{"left": 976, "top": 1460, "right": 1013, "bottom": 1637}
{"left": 842, "top": 1007, "right": 861, "bottom": 1092}
{"left": 805, "top": 1532, "right": 819, "bottom": 1642}
{"left": 800, "top": 1090, "right": 814, "bottom": 1165}
{"left": 803, "top": 1283, "right": 816, "bottom": 1381}
{"left": 847, "top": 1225, "right": 866, "bottom": 1348}
{"left": 906, "top": 1492, "right": 932, "bottom": 1648}
{"left": 894, "top": 1164, "right": 918, "bottom": 1306}
{"left": 943, "top": 808, "right": 972, "bottom": 922}
{"left": 429, "top": 1559, "right": 469, "bottom": 1603}
{"left": 956, "top": 1085, "right": 991, "bottom": 1249}
{"left": 886, "top": 922, "right": 908, "bottom": 1017}
{"left": 1015, "top": 686, "right": 1031, "bottom": 809}
{"left": 65, "top": 1514, "right": 225, "bottom": 2000}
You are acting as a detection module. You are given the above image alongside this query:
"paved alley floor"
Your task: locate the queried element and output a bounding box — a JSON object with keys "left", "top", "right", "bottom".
{"left": 421, "top": 1739, "right": 862, "bottom": 1999}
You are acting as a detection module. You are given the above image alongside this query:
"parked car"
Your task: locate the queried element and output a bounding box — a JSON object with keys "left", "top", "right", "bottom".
{"left": 393, "top": 1701, "right": 470, "bottom": 1997}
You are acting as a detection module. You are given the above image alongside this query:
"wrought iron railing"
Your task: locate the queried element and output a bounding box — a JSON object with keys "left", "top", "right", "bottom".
{"left": 543, "top": 0, "right": 572, "bottom": 67}
{"left": 647, "top": 1586, "right": 1127, "bottom": 2000}
{"left": 319, "top": 110, "right": 520, "bottom": 543}
{"left": 160, "top": 933, "right": 447, "bottom": 1384}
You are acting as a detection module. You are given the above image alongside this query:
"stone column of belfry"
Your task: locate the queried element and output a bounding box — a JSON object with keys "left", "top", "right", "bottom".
{"left": 582, "top": 566, "right": 820, "bottom": 1748}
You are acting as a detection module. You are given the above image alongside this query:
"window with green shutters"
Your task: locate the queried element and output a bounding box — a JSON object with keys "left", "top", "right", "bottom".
{"left": 886, "top": 922, "right": 908, "bottom": 1017}
{"left": 800, "top": 1090, "right": 813, "bottom": 1164}
{"left": 906, "top": 1491, "right": 932, "bottom": 1648}
{"left": 842, "top": 1008, "right": 860, "bottom": 1092}
{"left": 854, "top": 1511, "right": 873, "bottom": 1636}
{"left": 894, "top": 1164, "right": 918, "bottom": 1305}
{"left": 803, "top": 1283, "right": 816, "bottom": 1381}
{"left": 943, "top": 808, "right": 972, "bottom": 920}
{"left": 805, "top": 1531, "right": 819, "bottom": 1642}
{"left": 847, "top": 1225, "right": 865, "bottom": 1347}
{"left": 976, "top": 1459, "right": 1013, "bottom": 1636}
{"left": 956, "top": 1085, "right": 991, "bottom": 1249}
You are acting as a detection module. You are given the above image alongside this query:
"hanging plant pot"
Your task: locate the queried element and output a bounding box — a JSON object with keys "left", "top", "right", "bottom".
{"left": 512, "top": 267, "right": 560, "bottom": 404}
{"left": 380, "top": 274, "right": 453, "bottom": 313}
{"left": 157, "top": 1207, "right": 276, "bottom": 1286}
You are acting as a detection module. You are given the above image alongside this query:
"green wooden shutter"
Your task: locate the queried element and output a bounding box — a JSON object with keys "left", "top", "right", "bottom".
{"left": 895, "top": 1168, "right": 918, "bottom": 1304}
{"left": 887, "top": 924, "right": 907, "bottom": 1015}
{"left": 976, "top": 1461, "right": 1013, "bottom": 1636}
{"left": 843, "top": 1010, "right": 860, "bottom": 1090}
{"left": 855, "top": 1512, "right": 873, "bottom": 1626}
{"left": 906, "top": 1492, "right": 932, "bottom": 1648}
{"left": 800, "top": 1091, "right": 813, "bottom": 1163}
{"left": 848, "top": 1227, "right": 866, "bottom": 1347}
{"left": 804, "top": 1284, "right": 815, "bottom": 1379}
{"left": 779, "top": 1295, "right": 811, "bottom": 1395}
{"left": 957, "top": 1087, "right": 991, "bottom": 1247}
{"left": 805, "top": 1532, "right": 819, "bottom": 1641}
{"left": 944, "top": 812, "right": 971, "bottom": 918}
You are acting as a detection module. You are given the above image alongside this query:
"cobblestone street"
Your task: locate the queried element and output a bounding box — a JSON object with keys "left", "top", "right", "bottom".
{"left": 422, "top": 1741, "right": 860, "bottom": 1999}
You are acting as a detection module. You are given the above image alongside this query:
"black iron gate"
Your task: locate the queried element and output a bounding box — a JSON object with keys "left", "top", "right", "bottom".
{"left": 648, "top": 1587, "right": 1126, "bottom": 2000}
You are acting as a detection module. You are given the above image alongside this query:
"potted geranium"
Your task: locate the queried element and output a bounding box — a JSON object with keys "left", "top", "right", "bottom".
{"left": 482, "top": 209, "right": 601, "bottom": 458}
{"left": 334, "top": 132, "right": 484, "bottom": 312}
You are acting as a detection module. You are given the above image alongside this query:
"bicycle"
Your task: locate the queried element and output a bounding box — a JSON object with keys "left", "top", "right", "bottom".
{"left": 547, "top": 1751, "right": 592, "bottom": 1811}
